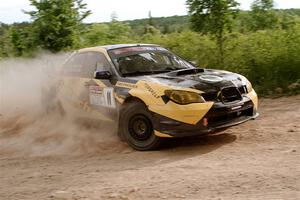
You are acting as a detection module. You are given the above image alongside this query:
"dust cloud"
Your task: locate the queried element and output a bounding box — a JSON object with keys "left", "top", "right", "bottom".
{"left": 0, "top": 54, "right": 120, "bottom": 157}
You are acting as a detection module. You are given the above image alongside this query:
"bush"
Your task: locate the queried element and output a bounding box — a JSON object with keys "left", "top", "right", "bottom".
{"left": 1, "top": 18, "right": 299, "bottom": 96}
{"left": 223, "top": 25, "right": 300, "bottom": 94}
{"left": 136, "top": 27, "right": 300, "bottom": 95}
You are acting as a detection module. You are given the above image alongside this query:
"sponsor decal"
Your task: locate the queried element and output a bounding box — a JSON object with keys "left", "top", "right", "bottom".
{"left": 89, "top": 86, "right": 116, "bottom": 108}
{"left": 111, "top": 46, "right": 167, "bottom": 55}
{"left": 199, "top": 75, "right": 223, "bottom": 83}
{"left": 144, "top": 83, "right": 161, "bottom": 99}
{"left": 114, "top": 93, "right": 125, "bottom": 104}
{"left": 116, "top": 82, "right": 138, "bottom": 89}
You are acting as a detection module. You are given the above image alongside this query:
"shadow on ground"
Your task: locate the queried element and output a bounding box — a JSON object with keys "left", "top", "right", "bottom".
{"left": 77, "top": 132, "right": 238, "bottom": 172}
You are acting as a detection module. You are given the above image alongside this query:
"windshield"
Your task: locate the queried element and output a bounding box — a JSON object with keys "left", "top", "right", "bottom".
{"left": 108, "top": 47, "right": 194, "bottom": 77}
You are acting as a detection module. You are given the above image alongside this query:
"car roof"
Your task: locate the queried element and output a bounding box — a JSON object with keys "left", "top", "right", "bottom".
{"left": 101, "top": 44, "right": 159, "bottom": 50}
{"left": 77, "top": 44, "right": 161, "bottom": 54}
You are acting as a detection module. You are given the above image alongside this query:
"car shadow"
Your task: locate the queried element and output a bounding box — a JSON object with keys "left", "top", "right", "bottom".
{"left": 153, "top": 132, "right": 237, "bottom": 160}
{"left": 13, "top": 131, "right": 238, "bottom": 174}
{"left": 161, "top": 133, "right": 237, "bottom": 152}
{"left": 93, "top": 132, "right": 238, "bottom": 171}
{"left": 76, "top": 119, "right": 237, "bottom": 160}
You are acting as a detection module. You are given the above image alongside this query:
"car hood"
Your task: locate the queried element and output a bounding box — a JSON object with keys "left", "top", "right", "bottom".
{"left": 127, "top": 68, "right": 245, "bottom": 93}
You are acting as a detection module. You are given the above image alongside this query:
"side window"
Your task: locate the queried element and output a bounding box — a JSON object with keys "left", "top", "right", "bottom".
{"left": 63, "top": 52, "right": 111, "bottom": 78}
{"left": 63, "top": 53, "right": 85, "bottom": 76}
{"left": 81, "top": 52, "right": 111, "bottom": 78}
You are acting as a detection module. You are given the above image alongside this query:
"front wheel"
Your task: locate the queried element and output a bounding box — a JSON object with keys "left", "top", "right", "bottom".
{"left": 119, "top": 101, "right": 163, "bottom": 151}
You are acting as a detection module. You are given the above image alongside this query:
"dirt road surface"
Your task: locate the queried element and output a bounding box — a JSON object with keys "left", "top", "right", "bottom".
{"left": 0, "top": 96, "right": 299, "bottom": 200}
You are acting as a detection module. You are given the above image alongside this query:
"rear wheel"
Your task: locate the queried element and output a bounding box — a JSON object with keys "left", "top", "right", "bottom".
{"left": 119, "top": 101, "right": 163, "bottom": 151}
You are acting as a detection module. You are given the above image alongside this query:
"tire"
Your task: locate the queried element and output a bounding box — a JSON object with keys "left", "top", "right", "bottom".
{"left": 119, "top": 101, "right": 163, "bottom": 151}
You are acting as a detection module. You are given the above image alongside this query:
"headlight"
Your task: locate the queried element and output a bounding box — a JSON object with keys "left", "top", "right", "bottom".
{"left": 165, "top": 90, "right": 205, "bottom": 104}
{"left": 239, "top": 75, "right": 253, "bottom": 93}
{"left": 246, "top": 79, "right": 253, "bottom": 93}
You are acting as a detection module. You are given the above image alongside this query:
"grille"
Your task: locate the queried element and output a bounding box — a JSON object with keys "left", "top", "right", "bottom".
{"left": 202, "top": 91, "right": 218, "bottom": 101}
{"left": 221, "top": 87, "right": 242, "bottom": 103}
{"left": 208, "top": 107, "right": 254, "bottom": 125}
{"left": 202, "top": 87, "right": 244, "bottom": 102}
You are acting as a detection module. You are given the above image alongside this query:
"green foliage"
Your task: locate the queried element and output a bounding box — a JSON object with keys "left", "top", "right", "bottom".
{"left": 282, "top": 8, "right": 300, "bottom": 17}
{"left": 139, "top": 25, "right": 300, "bottom": 95}
{"left": 83, "top": 24, "right": 111, "bottom": 45}
{"left": 140, "top": 31, "right": 217, "bottom": 67}
{"left": 125, "top": 15, "right": 189, "bottom": 34}
{"left": 277, "top": 10, "right": 300, "bottom": 30}
{"left": 0, "top": 24, "right": 36, "bottom": 58}
{"left": 83, "top": 21, "right": 133, "bottom": 46}
{"left": 108, "top": 20, "right": 133, "bottom": 42}
{"left": 186, "top": 0, "right": 240, "bottom": 65}
{"left": 187, "top": 0, "right": 240, "bottom": 34}
{"left": 26, "top": 0, "right": 91, "bottom": 52}
{"left": 250, "top": 0, "right": 279, "bottom": 31}
{"left": 221, "top": 26, "right": 300, "bottom": 94}
{"left": 0, "top": 34, "right": 8, "bottom": 59}
{"left": 0, "top": 24, "right": 9, "bottom": 58}
{"left": 0, "top": 23, "right": 9, "bottom": 36}
{"left": 8, "top": 26, "right": 37, "bottom": 57}
{"left": 1, "top": 5, "right": 300, "bottom": 95}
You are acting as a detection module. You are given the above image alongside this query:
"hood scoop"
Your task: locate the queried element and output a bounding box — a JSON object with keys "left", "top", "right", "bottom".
{"left": 153, "top": 75, "right": 186, "bottom": 83}
{"left": 167, "top": 68, "right": 204, "bottom": 76}
{"left": 177, "top": 68, "right": 204, "bottom": 75}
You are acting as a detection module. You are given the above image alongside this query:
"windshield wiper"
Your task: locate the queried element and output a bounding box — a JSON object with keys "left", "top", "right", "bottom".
{"left": 162, "top": 66, "right": 187, "bottom": 71}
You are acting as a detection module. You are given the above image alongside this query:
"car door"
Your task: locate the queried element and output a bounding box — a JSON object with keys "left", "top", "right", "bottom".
{"left": 59, "top": 51, "right": 116, "bottom": 121}
{"left": 84, "top": 52, "right": 117, "bottom": 119}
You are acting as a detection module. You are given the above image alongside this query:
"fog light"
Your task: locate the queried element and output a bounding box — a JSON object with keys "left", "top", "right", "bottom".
{"left": 203, "top": 118, "right": 208, "bottom": 126}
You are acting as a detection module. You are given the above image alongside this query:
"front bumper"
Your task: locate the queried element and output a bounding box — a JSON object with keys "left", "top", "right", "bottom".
{"left": 152, "top": 96, "right": 259, "bottom": 137}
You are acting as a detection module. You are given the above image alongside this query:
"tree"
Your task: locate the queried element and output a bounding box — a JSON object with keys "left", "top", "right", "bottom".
{"left": 83, "top": 24, "right": 111, "bottom": 46}
{"left": 8, "top": 26, "right": 36, "bottom": 57}
{"left": 108, "top": 13, "right": 133, "bottom": 43}
{"left": 148, "top": 11, "right": 154, "bottom": 26}
{"left": 0, "top": 22, "right": 9, "bottom": 37}
{"left": 83, "top": 14, "right": 133, "bottom": 46}
{"left": 26, "top": 0, "right": 91, "bottom": 52}
{"left": 186, "top": 0, "right": 240, "bottom": 66}
{"left": 144, "top": 10, "right": 160, "bottom": 35}
{"left": 250, "top": 0, "right": 278, "bottom": 30}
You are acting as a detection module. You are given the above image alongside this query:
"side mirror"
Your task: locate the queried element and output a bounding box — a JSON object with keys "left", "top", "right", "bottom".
{"left": 94, "top": 71, "right": 112, "bottom": 79}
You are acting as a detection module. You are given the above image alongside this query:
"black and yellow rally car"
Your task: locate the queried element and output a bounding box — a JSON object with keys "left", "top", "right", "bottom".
{"left": 55, "top": 44, "right": 258, "bottom": 150}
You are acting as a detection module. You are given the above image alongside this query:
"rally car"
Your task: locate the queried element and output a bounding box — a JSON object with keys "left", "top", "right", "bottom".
{"left": 54, "top": 44, "right": 258, "bottom": 150}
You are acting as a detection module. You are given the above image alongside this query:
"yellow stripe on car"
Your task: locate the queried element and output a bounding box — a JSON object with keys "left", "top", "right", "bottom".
{"left": 127, "top": 80, "right": 213, "bottom": 125}
{"left": 246, "top": 90, "right": 258, "bottom": 111}
{"left": 154, "top": 130, "right": 173, "bottom": 138}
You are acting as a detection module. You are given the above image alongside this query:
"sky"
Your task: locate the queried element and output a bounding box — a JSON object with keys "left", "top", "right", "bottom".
{"left": 0, "top": 0, "right": 300, "bottom": 24}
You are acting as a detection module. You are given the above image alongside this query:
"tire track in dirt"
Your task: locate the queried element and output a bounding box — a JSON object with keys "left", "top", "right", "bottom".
{"left": 0, "top": 96, "right": 299, "bottom": 200}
